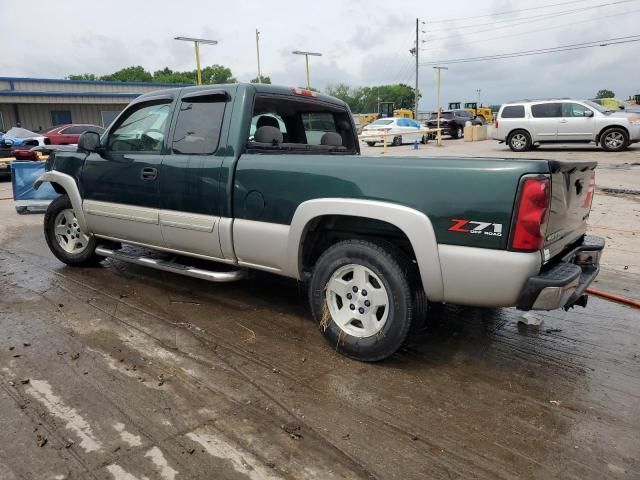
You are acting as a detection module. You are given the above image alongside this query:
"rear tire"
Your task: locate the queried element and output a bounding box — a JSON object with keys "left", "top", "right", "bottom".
{"left": 451, "top": 126, "right": 463, "bottom": 139}
{"left": 600, "top": 127, "right": 628, "bottom": 152}
{"left": 309, "top": 240, "right": 415, "bottom": 362}
{"left": 392, "top": 136, "right": 402, "bottom": 146}
{"left": 44, "top": 194, "right": 102, "bottom": 267}
{"left": 366, "top": 141, "right": 376, "bottom": 147}
{"left": 507, "top": 130, "right": 532, "bottom": 152}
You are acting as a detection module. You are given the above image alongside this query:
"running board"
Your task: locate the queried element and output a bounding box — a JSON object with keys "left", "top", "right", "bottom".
{"left": 95, "top": 246, "right": 247, "bottom": 283}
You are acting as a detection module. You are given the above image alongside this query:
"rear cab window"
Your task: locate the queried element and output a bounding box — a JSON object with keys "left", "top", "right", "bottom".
{"left": 247, "top": 93, "right": 357, "bottom": 154}
{"left": 500, "top": 105, "right": 525, "bottom": 118}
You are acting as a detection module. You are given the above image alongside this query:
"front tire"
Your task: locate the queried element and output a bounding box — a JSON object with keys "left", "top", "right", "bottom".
{"left": 600, "top": 128, "right": 628, "bottom": 152}
{"left": 507, "top": 130, "right": 532, "bottom": 152}
{"left": 44, "top": 195, "right": 101, "bottom": 267}
{"left": 309, "top": 240, "right": 415, "bottom": 362}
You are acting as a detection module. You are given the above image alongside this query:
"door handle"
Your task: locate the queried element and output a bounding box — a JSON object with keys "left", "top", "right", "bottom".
{"left": 141, "top": 167, "right": 158, "bottom": 180}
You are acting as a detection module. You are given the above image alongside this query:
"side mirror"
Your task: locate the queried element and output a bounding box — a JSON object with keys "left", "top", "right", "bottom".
{"left": 78, "top": 131, "right": 101, "bottom": 152}
{"left": 584, "top": 110, "right": 594, "bottom": 117}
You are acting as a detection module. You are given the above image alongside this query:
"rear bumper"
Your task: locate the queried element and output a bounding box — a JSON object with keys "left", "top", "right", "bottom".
{"left": 516, "top": 235, "right": 605, "bottom": 311}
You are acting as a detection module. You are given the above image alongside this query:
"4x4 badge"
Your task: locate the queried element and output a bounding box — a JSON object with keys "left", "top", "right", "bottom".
{"left": 449, "top": 219, "right": 503, "bottom": 237}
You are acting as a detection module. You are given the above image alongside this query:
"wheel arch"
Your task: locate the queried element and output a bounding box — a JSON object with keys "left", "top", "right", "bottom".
{"left": 286, "top": 198, "right": 444, "bottom": 302}
{"left": 34, "top": 171, "right": 88, "bottom": 231}
{"left": 596, "top": 124, "right": 629, "bottom": 143}
{"left": 507, "top": 127, "right": 531, "bottom": 140}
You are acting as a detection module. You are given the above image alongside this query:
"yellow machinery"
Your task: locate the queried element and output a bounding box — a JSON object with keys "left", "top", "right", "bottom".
{"left": 448, "top": 102, "right": 493, "bottom": 123}
{"left": 626, "top": 94, "right": 639, "bottom": 106}
{"left": 379, "top": 102, "right": 414, "bottom": 119}
{"left": 464, "top": 102, "right": 493, "bottom": 123}
{"left": 393, "top": 108, "right": 414, "bottom": 119}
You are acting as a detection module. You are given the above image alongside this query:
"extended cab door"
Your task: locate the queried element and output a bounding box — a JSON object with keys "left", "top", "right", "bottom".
{"left": 529, "top": 102, "right": 561, "bottom": 141}
{"left": 556, "top": 102, "right": 595, "bottom": 141}
{"left": 158, "top": 89, "right": 230, "bottom": 259}
{"left": 81, "top": 96, "right": 174, "bottom": 245}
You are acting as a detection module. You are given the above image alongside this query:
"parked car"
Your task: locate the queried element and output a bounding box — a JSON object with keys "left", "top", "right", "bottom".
{"left": 36, "top": 83, "right": 604, "bottom": 362}
{"left": 40, "top": 124, "right": 105, "bottom": 145}
{"left": 493, "top": 99, "right": 640, "bottom": 152}
{"left": 588, "top": 97, "right": 640, "bottom": 113}
{"left": 361, "top": 117, "right": 426, "bottom": 146}
{"left": 426, "top": 110, "right": 481, "bottom": 139}
{"left": 1, "top": 127, "right": 50, "bottom": 148}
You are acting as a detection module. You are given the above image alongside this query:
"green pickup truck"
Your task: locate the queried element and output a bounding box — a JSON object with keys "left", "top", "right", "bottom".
{"left": 35, "top": 83, "right": 604, "bottom": 361}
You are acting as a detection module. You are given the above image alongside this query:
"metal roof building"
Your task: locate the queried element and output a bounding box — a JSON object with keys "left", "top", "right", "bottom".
{"left": 0, "top": 77, "right": 185, "bottom": 132}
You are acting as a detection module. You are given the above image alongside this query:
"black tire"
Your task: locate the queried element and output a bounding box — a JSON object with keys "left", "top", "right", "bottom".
{"left": 600, "top": 127, "right": 628, "bottom": 152}
{"left": 366, "top": 141, "right": 376, "bottom": 147}
{"left": 309, "top": 240, "right": 415, "bottom": 362}
{"left": 44, "top": 194, "right": 102, "bottom": 267}
{"left": 392, "top": 136, "right": 402, "bottom": 146}
{"left": 421, "top": 135, "right": 428, "bottom": 144}
{"left": 451, "top": 125, "right": 463, "bottom": 139}
{"left": 507, "top": 130, "right": 532, "bottom": 152}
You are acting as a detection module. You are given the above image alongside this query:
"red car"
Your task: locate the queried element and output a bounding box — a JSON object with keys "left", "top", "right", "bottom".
{"left": 40, "top": 124, "right": 105, "bottom": 145}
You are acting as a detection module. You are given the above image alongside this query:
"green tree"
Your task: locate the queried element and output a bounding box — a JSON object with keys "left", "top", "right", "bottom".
{"left": 596, "top": 89, "right": 615, "bottom": 99}
{"left": 327, "top": 83, "right": 419, "bottom": 114}
{"left": 152, "top": 67, "right": 194, "bottom": 84}
{"left": 250, "top": 75, "right": 272, "bottom": 84}
{"left": 67, "top": 73, "right": 99, "bottom": 81}
{"left": 101, "top": 66, "right": 153, "bottom": 83}
{"left": 200, "top": 65, "right": 236, "bottom": 84}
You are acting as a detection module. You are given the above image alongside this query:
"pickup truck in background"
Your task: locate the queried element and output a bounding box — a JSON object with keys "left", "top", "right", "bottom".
{"left": 35, "top": 83, "right": 604, "bottom": 362}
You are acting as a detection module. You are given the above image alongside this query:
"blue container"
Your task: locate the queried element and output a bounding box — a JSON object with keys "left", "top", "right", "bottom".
{"left": 10, "top": 161, "right": 59, "bottom": 213}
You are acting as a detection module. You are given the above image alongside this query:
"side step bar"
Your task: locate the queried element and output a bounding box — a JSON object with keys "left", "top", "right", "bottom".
{"left": 95, "top": 246, "right": 247, "bottom": 283}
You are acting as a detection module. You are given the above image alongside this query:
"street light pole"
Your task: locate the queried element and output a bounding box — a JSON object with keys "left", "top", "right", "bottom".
{"left": 433, "top": 66, "right": 449, "bottom": 146}
{"left": 292, "top": 50, "right": 322, "bottom": 90}
{"left": 477, "top": 88, "right": 481, "bottom": 106}
{"left": 174, "top": 36, "right": 218, "bottom": 85}
{"left": 256, "top": 29, "right": 262, "bottom": 83}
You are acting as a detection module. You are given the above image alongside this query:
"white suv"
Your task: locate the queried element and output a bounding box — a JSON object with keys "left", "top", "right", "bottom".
{"left": 493, "top": 99, "right": 640, "bottom": 152}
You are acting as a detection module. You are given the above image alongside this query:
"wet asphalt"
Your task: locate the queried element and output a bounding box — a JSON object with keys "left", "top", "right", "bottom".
{"left": 1, "top": 178, "right": 639, "bottom": 479}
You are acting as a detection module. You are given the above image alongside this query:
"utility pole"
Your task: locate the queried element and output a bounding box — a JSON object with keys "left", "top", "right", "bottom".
{"left": 477, "top": 88, "right": 481, "bottom": 106}
{"left": 433, "top": 66, "right": 448, "bottom": 146}
{"left": 255, "top": 29, "right": 262, "bottom": 83}
{"left": 415, "top": 18, "right": 419, "bottom": 119}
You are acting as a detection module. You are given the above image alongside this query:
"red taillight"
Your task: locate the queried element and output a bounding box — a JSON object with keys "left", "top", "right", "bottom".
{"left": 582, "top": 174, "right": 595, "bottom": 209}
{"left": 494, "top": 119, "right": 499, "bottom": 129}
{"left": 511, "top": 176, "right": 551, "bottom": 251}
{"left": 291, "top": 87, "right": 317, "bottom": 97}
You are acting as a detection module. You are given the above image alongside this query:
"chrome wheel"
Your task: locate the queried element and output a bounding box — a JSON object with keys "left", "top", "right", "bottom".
{"left": 511, "top": 133, "right": 527, "bottom": 150}
{"left": 54, "top": 209, "right": 89, "bottom": 254}
{"left": 604, "top": 131, "right": 625, "bottom": 149}
{"left": 458, "top": 127, "right": 463, "bottom": 138}
{"left": 325, "top": 264, "right": 389, "bottom": 338}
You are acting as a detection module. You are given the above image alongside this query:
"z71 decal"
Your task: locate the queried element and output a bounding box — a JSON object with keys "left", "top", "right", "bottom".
{"left": 448, "top": 219, "right": 503, "bottom": 237}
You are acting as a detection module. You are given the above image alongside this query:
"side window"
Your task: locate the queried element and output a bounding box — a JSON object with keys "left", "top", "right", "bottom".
{"left": 561, "top": 103, "right": 591, "bottom": 117}
{"left": 302, "top": 112, "right": 336, "bottom": 145}
{"left": 172, "top": 95, "right": 226, "bottom": 155}
{"left": 531, "top": 103, "right": 561, "bottom": 118}
{"left": 397, "top": 118, "right": 410, "bottom": 127}
{"left": 61, "top": 126, "right": 86, "bottom": 135}
{"left": 501, "top": 106, "right": 525, "bottom": 118}
{"left": 108, "top": 101, "right": 171, "bottom": 153}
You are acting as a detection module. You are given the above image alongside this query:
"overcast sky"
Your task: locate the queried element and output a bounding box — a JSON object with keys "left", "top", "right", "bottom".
{"left": 2, "top": 0, "right": 639, "bottom": 109}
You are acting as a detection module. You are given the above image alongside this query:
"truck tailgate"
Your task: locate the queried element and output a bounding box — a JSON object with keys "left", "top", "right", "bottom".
{"left": 544, "top": 160, "right": 597, "bottom": 262}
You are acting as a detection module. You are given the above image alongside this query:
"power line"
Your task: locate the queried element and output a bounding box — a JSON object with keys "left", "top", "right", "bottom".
{"left": 428, "top": 0, "right": 597, "bottom": 23}
{"left": 420, "top": 34, "right": 640, "bottom": 65}
{"left": 423, "top": 0, "right": 635, "bottom": 32}
{"left": 422, "top": 7, "right": 640, "bottom": 48}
